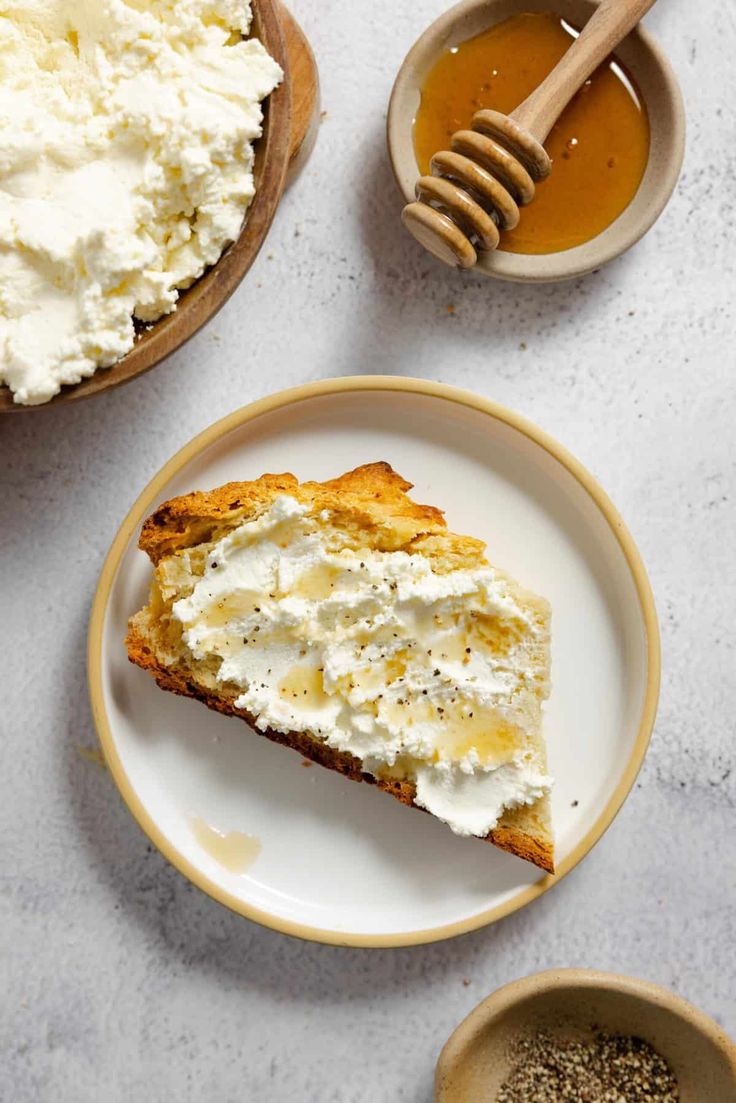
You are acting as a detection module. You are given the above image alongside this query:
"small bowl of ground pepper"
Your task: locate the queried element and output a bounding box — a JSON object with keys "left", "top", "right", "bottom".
{"left": 435, "top": 969, "right": 736, "bottom": 1102}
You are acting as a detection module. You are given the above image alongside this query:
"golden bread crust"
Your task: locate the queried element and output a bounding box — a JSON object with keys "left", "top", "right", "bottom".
{"left": 127, "top": 462, "right": 554, "bottom": 873}
{"left": 139, "top": 462, "right": 485, "bottom": 570}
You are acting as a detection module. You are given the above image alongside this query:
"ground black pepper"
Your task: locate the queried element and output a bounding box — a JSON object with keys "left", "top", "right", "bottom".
{"left": 495, "top": 1031, "right": 679, "bottom": 1102}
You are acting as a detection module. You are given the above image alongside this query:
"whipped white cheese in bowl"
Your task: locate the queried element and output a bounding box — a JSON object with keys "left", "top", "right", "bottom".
{"left": 0, "top": 0, "right": 282, "bottom": 406}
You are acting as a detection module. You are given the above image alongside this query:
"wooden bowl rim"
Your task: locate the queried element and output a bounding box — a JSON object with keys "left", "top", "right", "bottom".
{"left": 0, "top": 0, "right": 291, "bottom": 412}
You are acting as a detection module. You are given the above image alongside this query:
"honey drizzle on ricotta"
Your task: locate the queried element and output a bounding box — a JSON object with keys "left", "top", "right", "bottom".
{"left": 172, "top": 496, "right": 552, "bottom": 837}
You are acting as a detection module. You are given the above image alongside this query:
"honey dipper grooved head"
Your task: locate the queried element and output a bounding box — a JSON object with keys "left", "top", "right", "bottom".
{"left": 416, "top": 175, "right": 500, "bottom": 250}
{"left": 401, "top": 112, "right": 550, "bottom": 268}
{"left": 472, "top": 110, "right": 552, "bottom": 180}
{"left": 401, "top": 202, "right": 477, "bottom": 268}
{"left": 431, "top": 150, "right": 520, "bottom": 231}
{"left": 449, "top": 131, "right": 536, "bottom": 206}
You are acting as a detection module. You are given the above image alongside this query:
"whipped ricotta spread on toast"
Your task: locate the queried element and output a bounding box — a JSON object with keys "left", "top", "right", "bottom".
{"left": 0, "top": 0, "right": 281, "bottom": 404}
{"left": 171, "top": 496, "right": 552, "bottom": 838}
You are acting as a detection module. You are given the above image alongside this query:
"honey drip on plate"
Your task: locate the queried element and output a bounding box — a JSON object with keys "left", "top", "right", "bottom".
{"left": 190, "top": 818, "right": 261, "bottom": 874}
{"left": 413, "top": 12, "right": 650, "bottom": 254}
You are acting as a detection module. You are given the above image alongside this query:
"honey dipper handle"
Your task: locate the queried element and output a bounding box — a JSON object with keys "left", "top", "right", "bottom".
{"left": 510, "top": 0, "right": 658, "bottom": 142}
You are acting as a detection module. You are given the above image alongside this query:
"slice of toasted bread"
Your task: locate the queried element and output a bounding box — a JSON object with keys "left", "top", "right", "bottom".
{"left": 126, "top": 462, "right": 554, "bottom": 872}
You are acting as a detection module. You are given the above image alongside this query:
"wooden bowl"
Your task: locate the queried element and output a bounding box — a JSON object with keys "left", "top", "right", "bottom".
{"left": 0, "top": 0, "right": 291, "bottom": 412}
{"left": 387, "top": 0, "right": 686, "bottom": 283}
{"left": 435, "top": 969, "right": 736, "bottom": 1102}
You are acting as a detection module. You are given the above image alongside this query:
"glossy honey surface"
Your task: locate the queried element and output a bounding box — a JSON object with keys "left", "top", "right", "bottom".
{"left": 413, "top": 12, "right": 650, "bottom": 254}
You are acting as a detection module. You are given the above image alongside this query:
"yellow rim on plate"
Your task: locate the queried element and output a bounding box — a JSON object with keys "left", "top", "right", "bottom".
{"left": 88, "top": 376, "right": 661, "bottom": 947}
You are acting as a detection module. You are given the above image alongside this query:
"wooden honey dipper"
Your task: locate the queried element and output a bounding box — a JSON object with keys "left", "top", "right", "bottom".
{"left": 402, "top": 0, "right": 657, "bottom": 267}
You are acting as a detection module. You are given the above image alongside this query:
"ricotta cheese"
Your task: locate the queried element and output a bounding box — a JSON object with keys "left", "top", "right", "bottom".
{"left": 0, "top": 0, "right": 282, "bottom": 405}
{"left": 171, "top": 496, "right": 553, "bottom": 838}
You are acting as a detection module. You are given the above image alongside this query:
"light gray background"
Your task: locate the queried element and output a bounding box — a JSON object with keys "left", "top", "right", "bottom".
{"left": 2, "top": 1, "right": 734, "bottom": 1099}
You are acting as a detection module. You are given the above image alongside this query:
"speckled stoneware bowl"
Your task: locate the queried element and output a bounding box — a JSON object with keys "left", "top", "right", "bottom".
{"left": 435, "top": 969, "right": 736, "bottom": 1102}
{"left": 387, "top": 0, "right": 686, "bottom": 282}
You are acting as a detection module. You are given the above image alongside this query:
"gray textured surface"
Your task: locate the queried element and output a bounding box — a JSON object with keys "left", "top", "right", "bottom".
{"left": 2, "top": 1, "right": 735, "bottom": 1099}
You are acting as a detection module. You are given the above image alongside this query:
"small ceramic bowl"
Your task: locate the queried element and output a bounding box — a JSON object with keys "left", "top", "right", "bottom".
{"left": 387, "top": 0, "right": 686, "bottom": 282}
{"left": 435, "top": 969, "right": 736, "bottom": 1101}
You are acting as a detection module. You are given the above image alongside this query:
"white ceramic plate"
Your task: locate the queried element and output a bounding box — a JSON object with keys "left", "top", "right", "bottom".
{"left": 89, "top": 378, "right": 659, "bottom": 946}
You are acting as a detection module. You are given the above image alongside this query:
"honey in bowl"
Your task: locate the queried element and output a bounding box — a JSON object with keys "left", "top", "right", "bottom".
{"left": 413, "top": 12, "right": 650, "bottom": 255}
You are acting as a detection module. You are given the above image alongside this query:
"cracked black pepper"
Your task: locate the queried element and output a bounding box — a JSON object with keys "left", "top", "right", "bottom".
{"left": 495, "top": 1031, "right": 679, "bottom": 1102}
